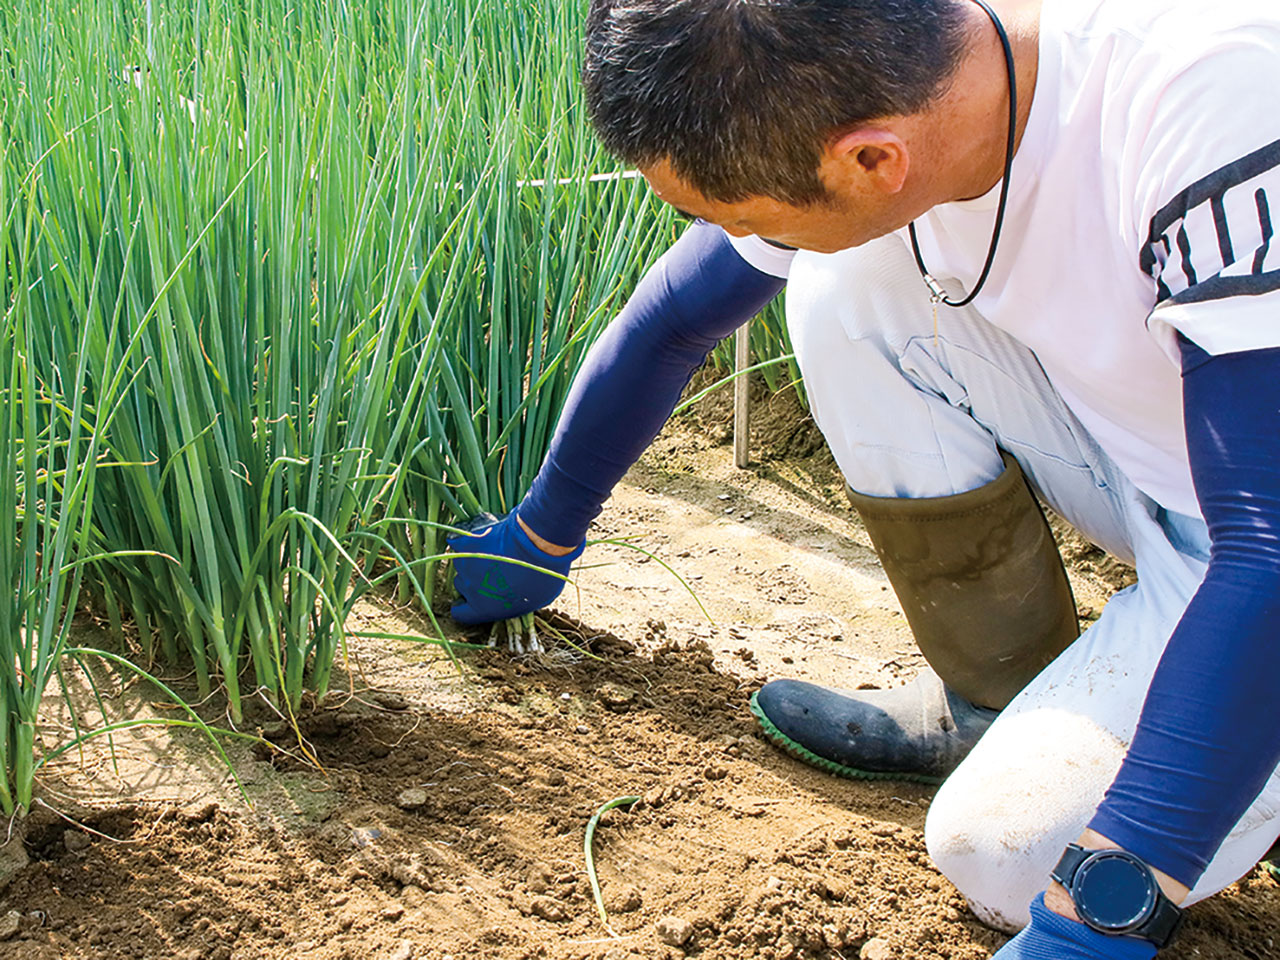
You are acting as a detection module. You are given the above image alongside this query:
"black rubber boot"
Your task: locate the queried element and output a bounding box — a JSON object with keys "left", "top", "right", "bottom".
{"left": 750, "top": 667, "right": 997, "bottom": 784}
{"left": 751, "top": 451, "right": 1078, "bottom": 782}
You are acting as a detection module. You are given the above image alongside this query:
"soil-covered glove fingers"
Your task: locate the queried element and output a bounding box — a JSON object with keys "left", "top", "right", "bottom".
{"left": 447, "top": 512, "right": 585, "bottom": 625}
{"left": 992, "top": 894, "right": 1157, "bottom": 960}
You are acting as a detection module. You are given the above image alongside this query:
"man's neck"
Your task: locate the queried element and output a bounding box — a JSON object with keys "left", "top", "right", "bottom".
{"left": 918, "top": 0, "right": 1043, "bottom": 206}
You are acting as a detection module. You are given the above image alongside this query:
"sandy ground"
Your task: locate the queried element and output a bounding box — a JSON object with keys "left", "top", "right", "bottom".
{"left": 0, "top": 381, "right": 1275, "bottom": 960}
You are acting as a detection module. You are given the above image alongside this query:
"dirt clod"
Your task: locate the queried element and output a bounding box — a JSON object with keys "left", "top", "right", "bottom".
{"left": 606, "top": 884, "right": 643, "bottom": 913}
{"left": 860, "top": 937, "right": 892, "bottom": 960}
{"left": 0, "top": 911, "right": 18, "bottom": 941}
{"left": 594, "top": 682, "right": 638, "bottom": 711}
{"left": 656, "top": 915, "right": 694, "bottom": 947}
{"left": 395, "top": 788, "right": 428, "bottom": 810}
{"left": 62, "top": 830, "right": 91, "bottom": 853}
{"left": 531, "top": 897, "right": 568, "bottom": 923}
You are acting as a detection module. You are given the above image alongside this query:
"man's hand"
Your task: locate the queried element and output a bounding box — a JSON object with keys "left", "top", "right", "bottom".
{"left": 992, "top": 893, "right": 1157, "bottom": 960}
{"left": 447, "top": 512, "right": 584, "bottom": 625}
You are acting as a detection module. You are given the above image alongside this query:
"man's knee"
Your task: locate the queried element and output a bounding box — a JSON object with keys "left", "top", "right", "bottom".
{"left": 922, "top": 708, "right": 1127, "bottom": 932}
{"left": 923, "top": 787, "right": 1043, "bottom": 932}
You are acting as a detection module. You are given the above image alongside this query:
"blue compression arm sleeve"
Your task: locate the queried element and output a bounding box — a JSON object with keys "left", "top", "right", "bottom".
{"left": 518, "top": 221, "right": 786, "bottom": 546}
{"left": 1087, "top": 338, "right": 1280, "bottom": 886}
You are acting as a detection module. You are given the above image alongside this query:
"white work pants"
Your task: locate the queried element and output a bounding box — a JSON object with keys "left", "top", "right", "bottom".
{"left": 785, "top": 233, "right": 1280, "bottom": 932}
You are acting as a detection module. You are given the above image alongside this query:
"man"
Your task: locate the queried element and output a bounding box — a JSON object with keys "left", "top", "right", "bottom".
{"left": 449, "top": 0, "right": 1280, "bottom": 955}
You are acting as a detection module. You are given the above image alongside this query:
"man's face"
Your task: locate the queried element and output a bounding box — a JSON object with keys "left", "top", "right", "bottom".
{"left": 640, "top": 158, "right": 911, "bottom": 254}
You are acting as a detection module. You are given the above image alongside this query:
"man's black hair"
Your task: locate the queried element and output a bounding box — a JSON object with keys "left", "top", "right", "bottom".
{"left": 583, "top": 0, "right": 972, "bottom": 204}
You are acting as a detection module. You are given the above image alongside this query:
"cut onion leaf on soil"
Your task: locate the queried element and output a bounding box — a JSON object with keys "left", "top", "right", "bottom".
{"left": 584, "top": 794, "right": 641, "bottom": 938}
{"left": 589, "top": 538, "right": 716, "bottom": 624}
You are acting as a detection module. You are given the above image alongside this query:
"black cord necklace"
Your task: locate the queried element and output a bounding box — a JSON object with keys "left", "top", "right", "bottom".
{"left": 908, "top": 0, "right": 1018, "bottom": 309}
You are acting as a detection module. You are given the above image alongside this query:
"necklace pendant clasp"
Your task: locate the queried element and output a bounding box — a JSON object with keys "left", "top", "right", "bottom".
{"left": 922, "top": 272, "right": 948, "bottom": 305}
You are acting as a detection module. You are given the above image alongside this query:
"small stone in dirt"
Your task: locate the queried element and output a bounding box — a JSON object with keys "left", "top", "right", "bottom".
{"left": 860, "top": 937, "right": 893, "bottom": 960}
{"left": 530, "top": 897, "right": 568, "bottom": 922}
{"left": 655, "top": 915, "right": 694, "bottom": 947}
{"left": 0, "top": 910, "right": 19, "bottom": 940}
{"left": 869, "top": 824, "right": 899, "bottom": 838}
{"left": 386, "top": 945, "right": 414, "bottom": 960}
{"left": 396, "top": 788, "right": 428, "bottom": 811}
{"left": 351, "top": 827, "right": 383, "bottom": 847}
{"left": 595, "top": 682, "right": 638, "bottom": 712}
{"left": 63, "top": 829, "right": 92, "bottom": 853}
{"left": 381, "top": 904, "right": 405, "bottom": 923}
{"left": 574, "top": 724, "right": 589, "bottom": 735}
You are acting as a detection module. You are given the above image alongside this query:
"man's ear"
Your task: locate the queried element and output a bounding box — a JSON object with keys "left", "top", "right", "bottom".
{"left": 825, "top": 127, "right": 910, "bottom": 194}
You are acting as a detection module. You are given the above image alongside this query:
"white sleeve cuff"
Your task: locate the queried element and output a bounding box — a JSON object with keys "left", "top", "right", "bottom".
{"left": 725, "top": 233, "right": 796, "bottom": 280}
{"left": 1149, "top": 289, "right": 1280, "bottom": 362}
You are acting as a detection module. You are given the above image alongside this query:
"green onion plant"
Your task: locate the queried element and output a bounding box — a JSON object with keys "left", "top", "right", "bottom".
{"left": 1, "top": 0, "right": 676, "bottom": 723}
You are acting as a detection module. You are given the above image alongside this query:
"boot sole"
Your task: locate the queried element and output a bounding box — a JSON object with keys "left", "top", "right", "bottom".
{"left": 749, "top": 691, "right": 945, "bottom": 786}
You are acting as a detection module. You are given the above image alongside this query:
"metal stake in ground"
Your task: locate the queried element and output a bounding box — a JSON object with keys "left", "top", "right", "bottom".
{"left": 734, "top": 323, "right": 750, "bottom": 468}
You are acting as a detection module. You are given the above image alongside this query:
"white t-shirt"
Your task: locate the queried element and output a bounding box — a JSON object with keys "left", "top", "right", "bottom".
{"left": 728, "top": 0, "right": 1280, "bottom": 518}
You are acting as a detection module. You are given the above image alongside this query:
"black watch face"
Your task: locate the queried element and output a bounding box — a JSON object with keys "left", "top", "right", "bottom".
{"left": 1074, "top": 852, "right": 1159, "bottom": 932}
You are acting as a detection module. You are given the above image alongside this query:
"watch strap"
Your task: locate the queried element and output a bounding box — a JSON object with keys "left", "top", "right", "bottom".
{"left": 1141, "top": 896, "right": 1183, "bottom": 950}
{"left": 1050, "top": 843, "right": 1091, "bottom": 889}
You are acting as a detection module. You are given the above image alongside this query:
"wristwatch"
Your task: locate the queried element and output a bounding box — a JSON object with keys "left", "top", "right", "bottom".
{"left": 1050, "top": 843, "right": 1183, "bottom": 948}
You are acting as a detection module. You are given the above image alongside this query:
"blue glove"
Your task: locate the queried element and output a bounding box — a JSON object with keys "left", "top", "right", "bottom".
{"left": 447, "top": 512, "right": 585, "bottom": 625}
{"left": 992, "top": 894, "right": 1158, "bottom": 960}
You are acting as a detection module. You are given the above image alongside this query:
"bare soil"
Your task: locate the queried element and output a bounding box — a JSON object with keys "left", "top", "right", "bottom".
{"left": 1, "top": 377, "right": 1276, "bottom": 960}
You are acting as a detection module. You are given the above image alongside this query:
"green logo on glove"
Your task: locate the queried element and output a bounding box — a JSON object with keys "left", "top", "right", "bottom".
{"left": 478, "top": 572, "right": 513, "bottom": 609}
